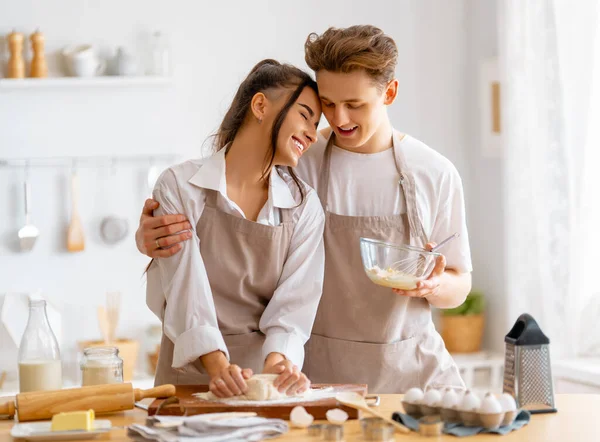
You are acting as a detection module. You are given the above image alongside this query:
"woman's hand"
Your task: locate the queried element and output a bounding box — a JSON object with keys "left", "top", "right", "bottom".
{"left": 392, "top": 242, "right": 446, "bottom": 299}
{"left": 263, "top": 358, "right": 310, "bottom": 396}
{"left": 201, "top": 350, "right": 253, "bottom": 398}
{"left": 208, "top": 364, "right": 253, "bottom": 398}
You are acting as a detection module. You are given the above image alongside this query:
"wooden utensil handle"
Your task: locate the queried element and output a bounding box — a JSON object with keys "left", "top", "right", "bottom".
{"left": 0, "top": 400, "right": 16, "bottom": 418}
{"left": 134, "top": 384, "right": 176, "bottom": 401}
{"left": 359, "top": 404, "right": 410, "bottom": 434}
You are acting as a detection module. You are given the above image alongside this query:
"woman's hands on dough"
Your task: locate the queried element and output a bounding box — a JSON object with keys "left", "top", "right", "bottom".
{"left": 263, "top": 354, "right": 311, "bottom": 396}
{"left": 201, "top": 351, "right": 253, "bottom": 398}
{"left": 208, "top": 364, "right": 254, "bottom": 398}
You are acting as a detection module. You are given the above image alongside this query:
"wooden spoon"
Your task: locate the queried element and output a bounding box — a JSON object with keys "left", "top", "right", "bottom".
{"left": 335, "top": 392, "right": 409, "bottom": 434}
{"left": 67, "top": 171, "right": 85, "bottom": 252}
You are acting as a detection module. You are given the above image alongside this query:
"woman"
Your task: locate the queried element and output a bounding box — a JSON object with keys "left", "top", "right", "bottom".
{"left": 141, "top": 26, "right": 472, "bottom": 393}
{"left": 146, "top": 59, "right": 324, "bottom": 398}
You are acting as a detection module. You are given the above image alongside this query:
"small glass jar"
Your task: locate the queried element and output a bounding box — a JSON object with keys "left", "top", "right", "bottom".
{"left": 80, "top": 346, "right": 123, "bottom": 386}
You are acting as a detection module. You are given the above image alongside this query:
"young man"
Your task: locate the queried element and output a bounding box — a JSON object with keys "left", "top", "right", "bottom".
{"left": 137, "top": 25, "right": 472, "bottom": 393}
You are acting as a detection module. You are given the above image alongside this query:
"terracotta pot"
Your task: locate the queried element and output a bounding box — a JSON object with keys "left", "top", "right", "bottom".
{"left": 440, "top": 314, "right": 484, "bottom": 353}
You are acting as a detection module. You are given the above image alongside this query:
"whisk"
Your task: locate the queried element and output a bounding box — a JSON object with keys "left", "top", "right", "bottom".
{"left": 98, "top": 291, "right": 121, "bottom": 344}
{"left": 390, "top": 233, "right": 460, "bottom": 276}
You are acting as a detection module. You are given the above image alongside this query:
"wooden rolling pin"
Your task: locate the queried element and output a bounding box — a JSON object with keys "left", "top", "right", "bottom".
{"left": 0, "top": 383, "right": 175, "bottom": 422}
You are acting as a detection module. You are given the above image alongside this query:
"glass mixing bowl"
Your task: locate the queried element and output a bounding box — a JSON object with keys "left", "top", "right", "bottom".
{"left": 359, "top": 237, "right": 441, "bottom": 290}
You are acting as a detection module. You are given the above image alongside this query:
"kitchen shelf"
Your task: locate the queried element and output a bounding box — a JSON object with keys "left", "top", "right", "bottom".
{"left": 0, "top": 75, "right": 172, "bottom": 90}
{"left": 0, "top": 154, "right": 178, "bottom": 169}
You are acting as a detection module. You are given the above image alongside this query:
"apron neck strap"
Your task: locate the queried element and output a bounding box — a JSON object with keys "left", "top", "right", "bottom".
{"left": 318, "top": 130, "right": 407, "bottom": 208}
{"left": 205, "top": 189, "right": 219, "bottom": 208}
{"left": 205, "top": 186, "right": 293, "bottom": 225}
{"left": 317, "top": 132, "right": 335, "bottom": 208}
{"left": 393, "top": 132, "right": 429, "bottom": 246}
{"left": 318, "top": 130, "right": 429, "bottom": 246}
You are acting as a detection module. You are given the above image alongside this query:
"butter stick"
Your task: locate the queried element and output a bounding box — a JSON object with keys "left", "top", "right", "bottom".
{"left": 51, "top": 409, "right": 95, "bottom": 431}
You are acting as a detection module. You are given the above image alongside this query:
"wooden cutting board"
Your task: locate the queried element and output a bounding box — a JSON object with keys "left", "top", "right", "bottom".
{"left": 148, "top": 384, "right": 368, "bottom": 419}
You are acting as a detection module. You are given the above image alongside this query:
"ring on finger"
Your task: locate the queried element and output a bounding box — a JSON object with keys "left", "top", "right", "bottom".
{"left": 155, "top": 239, "right": 161, "bottom": 249}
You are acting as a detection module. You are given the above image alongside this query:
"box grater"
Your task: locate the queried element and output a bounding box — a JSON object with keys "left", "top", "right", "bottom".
{"left": 503, "top": 313, "right": 557, "bottom": 414}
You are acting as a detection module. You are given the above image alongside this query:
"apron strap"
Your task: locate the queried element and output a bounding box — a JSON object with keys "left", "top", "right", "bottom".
{"left": 276, "top": 168, "right": 294, "bottom": 224}
{"left": 205, "top": 185, "right": 292, "bottom": 225}
{"left": 317, "top": 132, "right": 335, "bottom": 210}
{"left": 280, "top": 207, "right": 292, "bottom": 223}
{"left": 318, "top": 129, "right": 429, "bottom": 246}
{"left": 392, "top": 131, "right": 429, "bottom": 247}
{"left": 204, "top": 189, "right": 219, "bottom": 208}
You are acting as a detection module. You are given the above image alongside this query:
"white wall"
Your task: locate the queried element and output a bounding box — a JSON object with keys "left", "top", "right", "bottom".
{"left": 463, "top": 0, "right": 506, "bottom": 354}
{"left": 0, "top": 0, "right": 474, "bottom": 380}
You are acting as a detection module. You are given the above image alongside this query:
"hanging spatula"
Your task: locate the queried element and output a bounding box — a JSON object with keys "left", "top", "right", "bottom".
{"left": 18, "top": 178, "right": 39, "bottom": 252}
{"left": 67, "top": 170, "right": 85, "bottom": 252}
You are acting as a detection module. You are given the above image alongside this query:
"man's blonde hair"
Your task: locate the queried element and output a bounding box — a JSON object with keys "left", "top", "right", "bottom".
{"left": 304, "top": 25, "right": 398, "bottom": 89}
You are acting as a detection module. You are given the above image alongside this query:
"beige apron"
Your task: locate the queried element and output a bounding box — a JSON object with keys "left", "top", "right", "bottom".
{"left": 304, "top": 131, "right": 464, "bottom": 393}
{"left": 155, "top": 188, "right": 294, "bottom": 385}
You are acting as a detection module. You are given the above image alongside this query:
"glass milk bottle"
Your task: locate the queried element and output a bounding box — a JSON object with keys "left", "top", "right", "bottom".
{"left": 18, "top": 299, "right": 62, "bottom": 392}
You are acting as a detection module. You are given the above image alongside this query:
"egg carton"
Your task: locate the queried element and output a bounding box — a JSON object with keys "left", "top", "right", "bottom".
{"left": 401, "top": 388, "right": 520, "bottom": 430}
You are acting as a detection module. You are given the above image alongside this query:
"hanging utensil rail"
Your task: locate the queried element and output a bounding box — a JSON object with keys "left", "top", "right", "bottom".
{"left": 0, "top": 154, "right": 178, "bottom": 169}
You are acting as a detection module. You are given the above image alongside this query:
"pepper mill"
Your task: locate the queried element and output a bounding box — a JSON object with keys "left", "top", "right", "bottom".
{"left": 29, "top": 29, "right": 48, "bottom": 78}
{"left": 7, "top": 30, "right": 25, "bottom": 78}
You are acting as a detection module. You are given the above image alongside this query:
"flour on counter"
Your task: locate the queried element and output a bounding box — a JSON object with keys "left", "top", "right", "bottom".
{"left": 192, "top": 374, "right": 335, "bottom": 405}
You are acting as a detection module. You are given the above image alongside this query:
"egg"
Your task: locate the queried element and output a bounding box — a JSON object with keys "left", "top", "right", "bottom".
{"left": 326, "top": 408, "right": 349, "bottom": 425}
{"left": 423, "top": 389, "right": 442, "bottom": 407}
{"left": 404, "top": 387, "right": 424, "bottom": 404}
{"left": 441, "top": 388, "right": 460, "bottom": 409}
{"left": 459, "top": 390, "right": 481, "bottom": 412}
{"left": 498, "top": 393, "right": 517, "bottom": 412}
{"left": 290, "top": 406, "right": 314, "bottom": 428}
{"left": 479, "top": 393, "right": 502, "bottom": 414}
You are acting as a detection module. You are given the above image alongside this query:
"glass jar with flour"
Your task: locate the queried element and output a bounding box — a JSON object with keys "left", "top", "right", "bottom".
{"left": 80, "top": 346, "right": 123, "bottom": 386}
{"left": 18, "top": 299, "right": 62, "bottom": 392}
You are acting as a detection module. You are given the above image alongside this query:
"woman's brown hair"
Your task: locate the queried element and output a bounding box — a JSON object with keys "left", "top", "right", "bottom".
{"left": 215, "top": 59, "right": 318, "bottom": 203}
{"left": 145, "top": 60, "right": 316, "bottom": 273}
{"left": 304, "top": 25, "right": 398, "bottom": 89}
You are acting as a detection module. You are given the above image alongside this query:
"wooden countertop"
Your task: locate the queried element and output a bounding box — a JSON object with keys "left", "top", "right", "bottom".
{"left": 1, "top": 394, "right": 598, "bottom": 441}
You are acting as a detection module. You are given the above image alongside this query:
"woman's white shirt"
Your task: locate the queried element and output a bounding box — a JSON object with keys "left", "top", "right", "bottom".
{"left": 146, "top": 148, "right": 325, "bottom": 370}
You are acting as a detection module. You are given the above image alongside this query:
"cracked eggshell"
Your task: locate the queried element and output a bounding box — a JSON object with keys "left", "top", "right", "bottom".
{"left": 326, "top": 408, "right": 349, "bottom": 425}
{"left": 290, "top": 406, "right": 314, "bottom": 428}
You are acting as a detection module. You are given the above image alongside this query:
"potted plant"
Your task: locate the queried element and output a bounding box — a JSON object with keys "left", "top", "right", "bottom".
{"left": 440, "top": 290, "right": 485, "bottom": 353}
